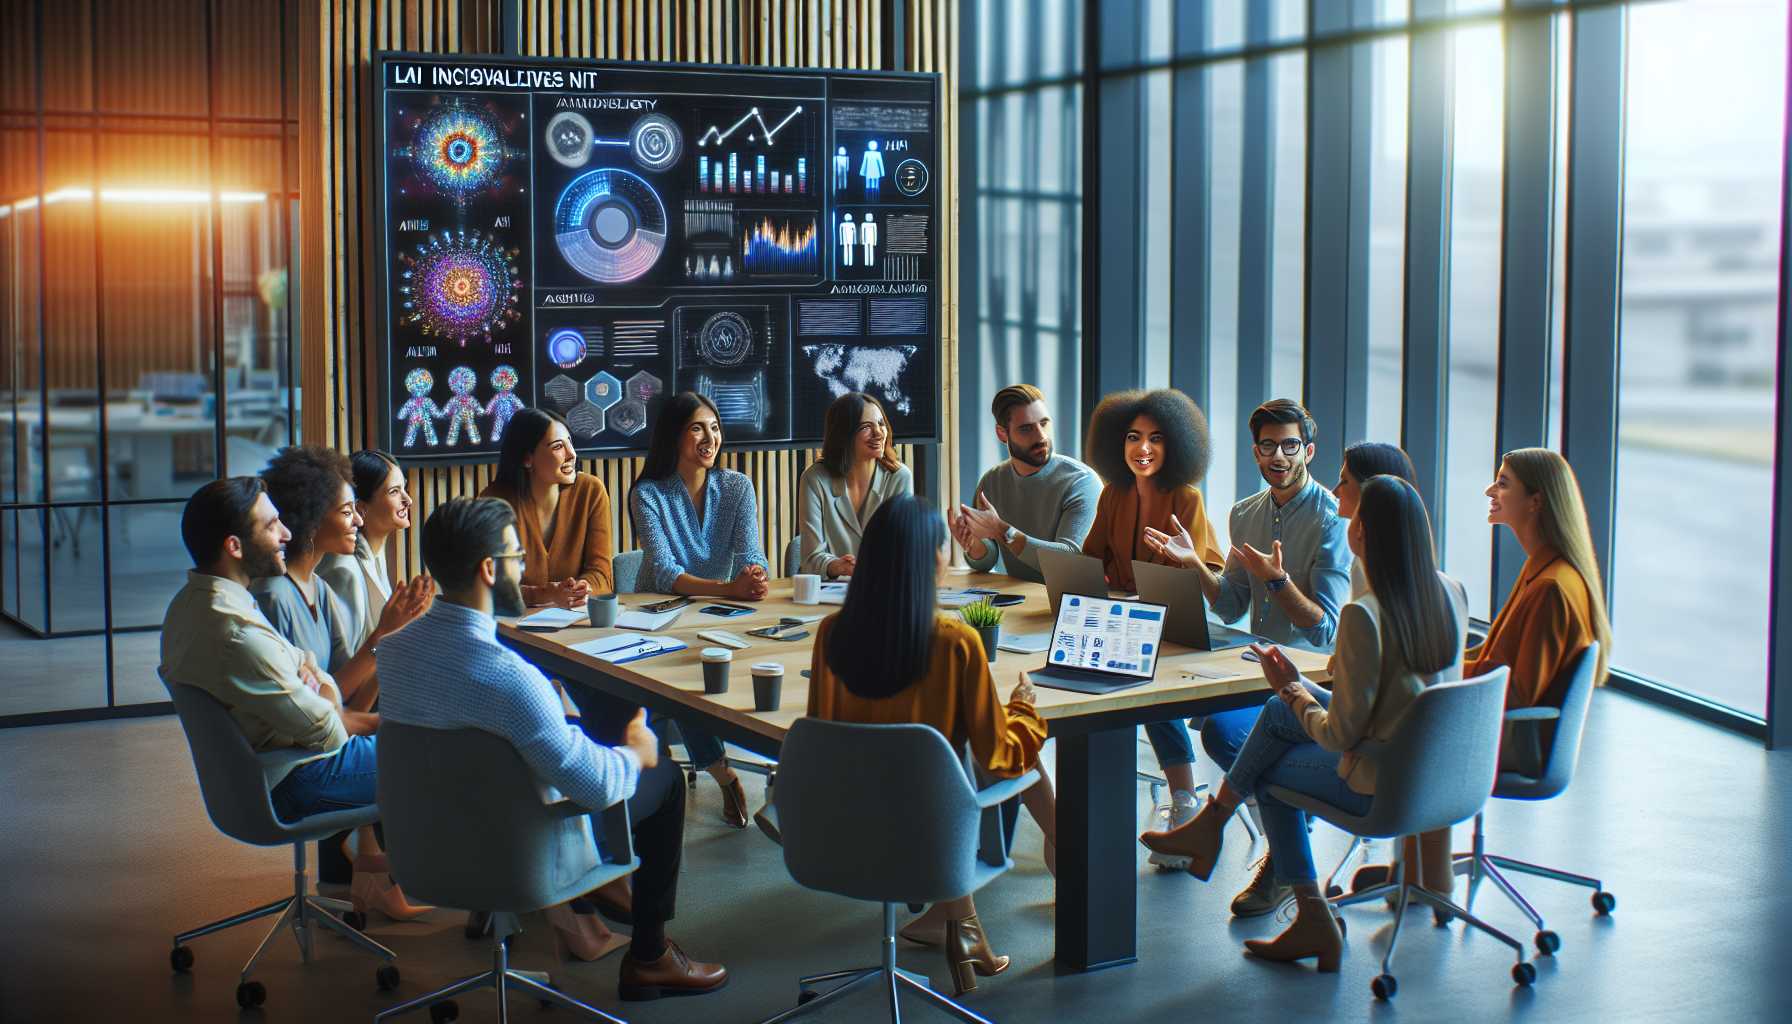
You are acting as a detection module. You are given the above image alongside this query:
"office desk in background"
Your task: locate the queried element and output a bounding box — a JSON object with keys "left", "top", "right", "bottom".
{"left": 502, "top": 573, "right": 1328, "bottom": 973}
{"left": 6, "top": 405, "right": 277, "bottom": 500}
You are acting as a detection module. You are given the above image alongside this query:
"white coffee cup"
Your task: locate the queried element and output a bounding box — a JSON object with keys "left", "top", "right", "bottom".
{"left": 793, "top": 573, "right": 822, "bottom": 604}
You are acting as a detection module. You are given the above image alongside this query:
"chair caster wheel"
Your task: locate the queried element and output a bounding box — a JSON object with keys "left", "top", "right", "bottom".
{"left": 236, "top": 980, "right": 267, "bottom": 1008}
{"left": 1535, "top": 930, "right": 1560, "bottom": 956}
{"left": 1513, "top": 961, "right": 1537, "bottom": 986}
{"left": 1371, "top": 974, "right": 1397, "bottom": 1000}
{"left": 342, "top": 910, "right": 368, "bottom": 931}
{"left": 429, "top": 999, "right": 460, "bottom": 1023}
{"left": 169, "top": 945, "right": 194, "bottom": 973}
{"left": 376, "top": 964, "right": 401, "bottom": 991}
{"left": 1324, "top": 884, "right": 1343, "bottom": 900}
{"left": 1591, "top": 891, "right": 1616, "bottom": 915}
{"left": 798, "top": 990, "right": 819, "bottom": 1004}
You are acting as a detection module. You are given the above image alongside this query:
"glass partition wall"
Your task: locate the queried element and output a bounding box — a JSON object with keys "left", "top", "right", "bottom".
{"left": 0, "top": 0, "right": 300, "bottom": 721}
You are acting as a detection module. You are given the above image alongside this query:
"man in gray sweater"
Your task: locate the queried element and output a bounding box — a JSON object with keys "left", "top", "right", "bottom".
{"left": 952, "top": 384, "right": 1102, "bottom": 583}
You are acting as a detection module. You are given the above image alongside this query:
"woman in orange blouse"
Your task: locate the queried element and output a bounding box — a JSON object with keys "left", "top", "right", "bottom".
{"left": 480, "top": 408, "right": 614, "bottom": 608}
{"left": 1081, "top": 388, "right": 1225, "bottom": 592}
{"left": 1471, "top": 447, "right": 1611, "bottom": 770}
{"left": 808, "top": 494, "right": 1052, "bottom": 995}
{"left": 1083, "top": 388, "right": 1225, "bottom": 814}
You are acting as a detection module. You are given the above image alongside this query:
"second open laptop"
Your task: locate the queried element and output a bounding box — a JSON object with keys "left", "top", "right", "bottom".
{"left": 1131, "top": 559, "right": 1260, "bottom": 651}
{"left": 1037, "top": 547, "right": 1114, "bottom": 615}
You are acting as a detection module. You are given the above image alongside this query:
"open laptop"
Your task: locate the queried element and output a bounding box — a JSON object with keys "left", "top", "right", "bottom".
{"left": 1131, "top": 560, "right": 1260, "bottom": 651}
{"left": 1037, "top": 547, "right": 1114, "bottom": 615}
{"left": 1030, "top": 594, "right": 1168, "bottom": 695}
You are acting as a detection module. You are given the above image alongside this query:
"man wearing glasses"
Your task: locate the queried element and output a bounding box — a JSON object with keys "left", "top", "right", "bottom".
{"left": 1141, "top": 399, "right": 1352, "bottom": 912}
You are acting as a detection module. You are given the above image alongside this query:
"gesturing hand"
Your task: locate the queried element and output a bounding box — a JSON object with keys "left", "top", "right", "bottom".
{"left": 375, "top": 573, "right": 434, "bottom": 639}
{"left": 1249, "top": 642, "right": 1301, "bottom": 690}
{"left": 623, "top": 708, "right": 660, "bottom": 770}
{"left": 1009, "top": 671, "right": 1038, "bottom": 706}
{"left": 1234, "top": 540, "right": 1285, "bottom": 582}
{"left": 1141, "top": 514, "right": 1201, "bottom": 568}
{"left": 956, "top": 492, "right": 1008, "bottom": 543}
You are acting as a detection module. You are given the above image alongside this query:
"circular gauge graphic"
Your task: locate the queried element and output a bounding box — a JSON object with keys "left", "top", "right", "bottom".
{"left": 630, "top": 113, "right": 682, "bottom": 173}
{"left": 545, "top": 111, "right": 595, "bottom": 169}
{"left": 553, "top": 168, "right": 668, "bottom": 284}
{"left": 894, "top": 158, "right": 929, "bottom": 197}
{"left": 696, "top": 311, "right": 754, "bottom": 366}
{"left": 547, "top": 328, "right": 589, "bottom": 368}
{"left": 412, "top": 100, "right": 510, "bottom": 201}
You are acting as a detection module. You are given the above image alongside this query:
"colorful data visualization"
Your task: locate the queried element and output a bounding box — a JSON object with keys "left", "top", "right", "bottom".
{"left": 376, "top": 54, "right": 941, "bottom": 461}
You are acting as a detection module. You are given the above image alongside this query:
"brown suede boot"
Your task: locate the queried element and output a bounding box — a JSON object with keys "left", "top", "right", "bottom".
{"left": 1242, "top": 889, "right": 1343, "bottom": 972}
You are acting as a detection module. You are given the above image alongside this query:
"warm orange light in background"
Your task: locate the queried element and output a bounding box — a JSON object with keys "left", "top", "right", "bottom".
{"left": 0, "top": 188, "right": 268, "bottom": 217}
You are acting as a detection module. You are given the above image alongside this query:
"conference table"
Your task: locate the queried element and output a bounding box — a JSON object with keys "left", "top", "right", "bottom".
{"left": 501, "top": 572, "right": 1328, "bottom": 973}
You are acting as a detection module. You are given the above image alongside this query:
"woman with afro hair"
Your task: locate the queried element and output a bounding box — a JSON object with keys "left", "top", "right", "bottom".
{"left": 1080, "top": 388, "right": 1225, "bottom": 592}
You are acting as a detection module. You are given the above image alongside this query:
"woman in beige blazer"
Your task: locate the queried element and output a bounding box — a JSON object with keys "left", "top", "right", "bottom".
{"left": 797, "top": 392, "right": 913, "bottom": 578}
{"left": 1141, "top": 475, "right": 1467, "bottom": 973}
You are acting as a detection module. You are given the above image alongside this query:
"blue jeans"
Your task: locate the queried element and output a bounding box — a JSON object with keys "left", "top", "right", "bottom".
{"left": 1223, "top": 692, "right": 1369, "bottom": 883}
{"left": 1198, "top": 706, "right": 1261, "bottom": 773}
{"left": 1143, "top": 719, "right": 1197, "bottom": 770}
{"left": 270, "top": 735, "right": 379, "bottom": 823}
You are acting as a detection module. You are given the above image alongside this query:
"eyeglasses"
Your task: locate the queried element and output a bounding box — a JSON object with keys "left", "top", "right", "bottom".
{"left": 492, "top": 549, "right": 527, "bottom": 565}
{"left": 1254, "top": 438, "right": 1307, "bottom": 457}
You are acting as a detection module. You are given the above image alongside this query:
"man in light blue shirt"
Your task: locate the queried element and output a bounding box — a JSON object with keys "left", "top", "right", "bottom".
{"left": 378, "top": 497, "right": 727, "bottom": 1001}
{"left": 1141, "top": 399, "right": 1352, "bottom": 912}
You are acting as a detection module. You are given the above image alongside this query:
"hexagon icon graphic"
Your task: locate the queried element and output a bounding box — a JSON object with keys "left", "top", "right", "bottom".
{"left": 625, "top": 370, "right": 663, "bottom": 403}
{"left": 566, "top": 400, "right": 605, "bottom": 439}
{"left": 543, "top": 374, "right": 582, "bottom": 412}
{"left": 584, "top": 370, "right": 623, "bottom": 411}
{"left": 609, "top": 399, "right": 649, "bottom": 437}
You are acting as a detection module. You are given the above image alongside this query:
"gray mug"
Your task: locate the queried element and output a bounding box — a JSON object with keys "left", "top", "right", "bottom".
{"left": 587, "top": 593, "right": 619, "bottom": 628}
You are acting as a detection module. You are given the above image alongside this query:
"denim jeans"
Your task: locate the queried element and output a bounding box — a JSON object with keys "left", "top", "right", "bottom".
{"left": 1143, "top": 719, "right": 1197, "bottom": 770}
{"left": 1197, "top": 706, "right": 1261, "bottom": 773}
{"left": 1223, "top": 691, "right": 1368, "bottom": 883}
{"left": 270, "top": 735, "right": 379, "bottom": 823}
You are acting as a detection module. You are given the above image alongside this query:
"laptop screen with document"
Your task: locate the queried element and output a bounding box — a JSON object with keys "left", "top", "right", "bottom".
{"left": 1047, "top": 595, "right": 1168, "bottom": 681}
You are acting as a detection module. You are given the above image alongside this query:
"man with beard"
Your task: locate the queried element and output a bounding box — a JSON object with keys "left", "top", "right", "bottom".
{"left": 953, "top": 384, "right": 1103, "bottom": 583}
{"left": 161, "top": 477, "right": 381, "bottom": 819}
{"left": 1141, "top": 398, "right": 1352, "bottom": 915}
{"left": 376, "top": 498, "right": 727, "bottom": 1001}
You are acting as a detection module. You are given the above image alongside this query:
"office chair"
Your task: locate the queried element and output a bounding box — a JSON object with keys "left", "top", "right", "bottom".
{"left": 755, "top": 718, "right": 1039, "bottom": 1023}
{"left": 1453, "top": 643, "right": 1614, "bottom": 956}
{"left": 374, "top": 723, "right": 639, "bottom": 1023}
{"left": 784, "top": 534, "right": 801, "bottom": 577}
{"left": 1270, "top": 668, "right": 1537, "bottom": 999}
{"left": 162, "top": 682, "right": 397, "bottom": 1009}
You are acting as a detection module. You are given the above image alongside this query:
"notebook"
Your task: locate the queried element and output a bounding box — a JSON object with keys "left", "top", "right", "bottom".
{"left": 571, "top": 633, "right": 689, "bottom": 665}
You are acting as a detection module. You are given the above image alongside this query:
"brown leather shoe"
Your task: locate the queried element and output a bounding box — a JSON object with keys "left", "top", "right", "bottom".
{"left": 618, "top": 940, "right": 728, "bottom": 1001}
{"left": 718, "top": 773, "right": 749, "bottom": 829}
{"left": 944, "top": 913, "right": 1009, "bottom": 995}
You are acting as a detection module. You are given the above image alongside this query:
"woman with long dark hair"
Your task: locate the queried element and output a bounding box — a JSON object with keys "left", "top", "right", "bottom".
{"left": 807, "top": 494, "right": 1053, "bottom": 995}
{"left": 480, "top": 408, "right": 615, "bottom": 609}
{"left": 1141, "top": 476, "right": 1469, "bottom": 972}
{"left": 628, "top": 392, "right": 770, "bottom": 827}
{"left": 797, "top": 391, "right": 913, "bottom": 578}
{"left": 320, "top": 449, "right": 430, "bottom": 648}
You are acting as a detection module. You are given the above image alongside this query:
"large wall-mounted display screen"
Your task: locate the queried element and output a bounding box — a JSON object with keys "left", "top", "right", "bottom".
{"left": 374, "top": 54, "right": 941, "bottom": 462}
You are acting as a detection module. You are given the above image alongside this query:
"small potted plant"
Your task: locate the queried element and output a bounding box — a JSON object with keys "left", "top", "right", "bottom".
{"left": 960, "top": 598, "right": 1005, "bottom": 663}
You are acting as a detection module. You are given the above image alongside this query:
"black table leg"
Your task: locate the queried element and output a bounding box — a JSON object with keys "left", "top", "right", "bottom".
{"left": 1056, "top": 725, "right": 1138, "bottom": 971}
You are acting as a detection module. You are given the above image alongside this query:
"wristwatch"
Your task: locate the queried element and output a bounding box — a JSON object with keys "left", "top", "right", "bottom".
{"left": 1265, "top": 573, "right": 1291, "bottom": 593}
{"left": 1002, "top": 525, "right": 1021, "bottom": 546}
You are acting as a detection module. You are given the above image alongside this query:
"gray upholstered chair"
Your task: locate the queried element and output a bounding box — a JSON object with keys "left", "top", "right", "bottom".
{"left": 755, "top": 718, "right": 1039, "bottom": 1024}
{"left": 162, "top": 681, "right": 397, "bottom": 1010}
{"left": 611, "top": 548, "right": 644, "bottom": 595}
{"left": 1454, "top": 643, "right": 1613, "bottom": 956}
{"left": 1270, "top": 668, "right": 1535, "bottom": 1000}
{"left": 373, "top": 723, "right": 638, "bottom": 1023}
{"left": 783, "top": 534, "right": 801, "bottom": 577}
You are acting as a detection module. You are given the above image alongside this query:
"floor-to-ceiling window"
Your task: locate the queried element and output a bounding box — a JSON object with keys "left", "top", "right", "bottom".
{"left": 963, "top": 0, "right": 1791, "bottom": 735}
{"left": 0, "top": 0, "right": 300, "bottom": 720}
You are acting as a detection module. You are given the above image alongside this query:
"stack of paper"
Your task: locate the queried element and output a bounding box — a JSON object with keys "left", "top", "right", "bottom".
{"left": 996, "top": 632, "right": 1050, "bottom": 655}
{"left": 571, "top": 633, "right": 689, "bottom": 664}
{"left": 615, "top": 604, "right": 689, "bottom": 631}
{"left": 517, "top": 607, "right": 586, "bottom": 631}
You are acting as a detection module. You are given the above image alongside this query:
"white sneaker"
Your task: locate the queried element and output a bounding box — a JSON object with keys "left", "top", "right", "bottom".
{"left": 1146, "top": 789, "right": 1201, "bottom": 869}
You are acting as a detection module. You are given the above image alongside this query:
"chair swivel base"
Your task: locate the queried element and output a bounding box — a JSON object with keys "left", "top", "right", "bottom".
{"left": 1332, "top": 871, "right": 1536, "bottom": 999}
{"left": 755, "top": 904, "right": 995, "bottom": 1024}
{"left": 375, "top": 914, "right": 624, "bottom": 1024}
{"left": 168, "top": 841, "right": 397, "bottom": 1008}
{"left": 1453, "top": 812, "right": 1615, "bottom": 957}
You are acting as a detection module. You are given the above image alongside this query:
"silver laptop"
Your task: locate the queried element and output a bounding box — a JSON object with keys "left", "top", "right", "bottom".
{"left": 1131, "top": 560, "right": 1259, "bottom": 651}
{"left": 1037, "top": 547, "right": 1113, "bottom": 615}
{"left": 1030, "top": 593, "right": 1168, "bottom": 695}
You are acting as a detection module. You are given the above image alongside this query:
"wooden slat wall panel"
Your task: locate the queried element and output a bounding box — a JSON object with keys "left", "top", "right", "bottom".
{"left": 301, "top": 0, "right": 956, "bottom": 581}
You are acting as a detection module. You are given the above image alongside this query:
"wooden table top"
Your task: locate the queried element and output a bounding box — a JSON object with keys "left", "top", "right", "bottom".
{"left": 501, "top": 571, "right": 1330, "bottom": 747}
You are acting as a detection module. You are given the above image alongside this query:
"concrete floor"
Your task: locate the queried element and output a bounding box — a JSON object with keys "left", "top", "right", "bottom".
{"left": 1, "top": 688, "right": 1787, "bottom": 1024}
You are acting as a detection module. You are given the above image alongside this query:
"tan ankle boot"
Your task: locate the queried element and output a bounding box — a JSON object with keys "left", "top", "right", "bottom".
{"left": 1139, "top": 795, "right": 1231, "bottom": 880}
{"left": 1243, "top": 892, "right": 1343, "bottom": 973}
{"left": 944, "top": 913, "right": 1009, "bottom": 995}
{"left": 1419, "top": 828, "right": 1454, "bottom": 898}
